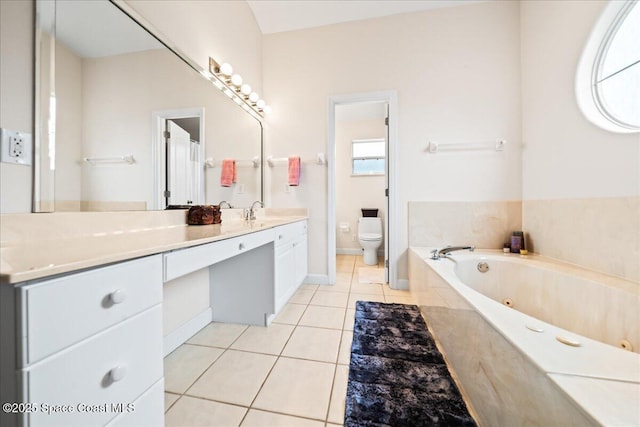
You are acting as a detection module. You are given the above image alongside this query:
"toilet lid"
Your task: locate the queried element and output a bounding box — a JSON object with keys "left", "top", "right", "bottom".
{"left": 360, "top": 233, "right": 381, "bottom": 241}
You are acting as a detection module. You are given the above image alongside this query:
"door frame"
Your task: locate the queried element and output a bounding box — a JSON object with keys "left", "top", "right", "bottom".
{"left": 327, "top": 90, "right": 399, "bottom": 288}
{"left": 151, "top": 108, "right": 205, "bottom": 210}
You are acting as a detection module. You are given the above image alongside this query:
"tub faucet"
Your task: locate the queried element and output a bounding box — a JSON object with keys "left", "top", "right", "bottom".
{"left": 248, "top": 200, "right": 264, "bottom": 220}
{"left": 219, "top": 200, "right": 233, "bottom": 209}
{"left": 432, "top": 245, "right": 475, "bottom": 260}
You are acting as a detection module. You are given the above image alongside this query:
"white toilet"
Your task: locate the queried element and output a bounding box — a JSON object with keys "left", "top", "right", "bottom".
{"left": 358, "top": 217, "right": 383, "bottom": 265}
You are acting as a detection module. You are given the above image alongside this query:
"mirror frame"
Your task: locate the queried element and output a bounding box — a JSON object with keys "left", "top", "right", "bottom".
{"left": 33, "top": 0, "right": 264, "bottom": 212}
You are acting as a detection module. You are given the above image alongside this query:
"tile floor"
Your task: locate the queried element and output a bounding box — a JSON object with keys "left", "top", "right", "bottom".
{"left": 163, "top": 254, "right": 414, "bottom": 427}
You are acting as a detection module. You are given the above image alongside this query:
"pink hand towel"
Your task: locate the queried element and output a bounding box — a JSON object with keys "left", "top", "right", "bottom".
{"left": 288, "top": 156, "right": 301, "bottom": 186}
{"left": 221, "top": 159, "right": 235, "bottom": 187}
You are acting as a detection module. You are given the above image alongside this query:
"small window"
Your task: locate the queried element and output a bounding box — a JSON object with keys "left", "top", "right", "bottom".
{"left": 594, "top": 1, "right": 639, "bottom": 130}
{"left": 352, "top": 139, "right": 385, "bottom": 175}
{"left": 577, "top": 1, "right": 640, "bottom": 133}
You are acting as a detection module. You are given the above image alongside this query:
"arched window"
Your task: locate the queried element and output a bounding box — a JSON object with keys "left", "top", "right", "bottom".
{"left": 577, "top": 1, "right": 639, "bottom": 133}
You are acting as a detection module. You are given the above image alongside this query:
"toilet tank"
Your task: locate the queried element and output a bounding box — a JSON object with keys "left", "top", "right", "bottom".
{"left": 358, "top": 217, "right": 382, "bottom": 235}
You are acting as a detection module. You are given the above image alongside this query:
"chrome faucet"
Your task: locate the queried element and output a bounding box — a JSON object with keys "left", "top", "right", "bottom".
{"left": 219, "top": 200, "right": 233, "bottom": 209}
{"left": 431, "top": 245, "right": 475, "bottom": 260}
{"left": 248, "top": 200, "right": 264, "bottom": 220}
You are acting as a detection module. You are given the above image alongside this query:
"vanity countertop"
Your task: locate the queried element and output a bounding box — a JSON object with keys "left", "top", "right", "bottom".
{"left": 0, "top": 211, "right": 307, "bottom": 285}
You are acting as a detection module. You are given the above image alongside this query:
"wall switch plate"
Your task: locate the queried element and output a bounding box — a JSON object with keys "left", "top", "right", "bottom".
{"left": 0, "top": 128, "right": 32, "bottom": 165}
{"left": 284, "top": 183, "right": 290, "bottom": 193}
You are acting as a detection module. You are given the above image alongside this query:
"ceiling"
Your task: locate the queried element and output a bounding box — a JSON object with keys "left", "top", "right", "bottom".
{"left": 54, "top": 1, "right": 162, "bottom": 58}
{"left": 247, "top": 0, "right": 484, "bottom": 34}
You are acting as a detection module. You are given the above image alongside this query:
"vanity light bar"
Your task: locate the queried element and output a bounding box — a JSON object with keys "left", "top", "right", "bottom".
{"left": 208, "top": 58, "right": 271, "bottom": 119}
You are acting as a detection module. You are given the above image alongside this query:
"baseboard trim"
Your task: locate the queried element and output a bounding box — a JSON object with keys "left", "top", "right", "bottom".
{"left": 163, "top": 308, "right": 212, "bottom": 356}
{"left": 337, "top": 248, "right": 362, "bottom": 255}
{"left": 337, "top": 248, "right": 385, "bottom": 256}
{"left": 304, "top": 274, "right": 330, "bottom": 285}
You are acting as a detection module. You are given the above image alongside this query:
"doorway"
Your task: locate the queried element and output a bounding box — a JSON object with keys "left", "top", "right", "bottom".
{"left": 164, "top": 119, "right": 202, "bottom": 207}
{"left": 151, "top": 108, "right": 205, "bottom": 209}
{"left": 327, "top": 91, "right": 398, "bottom": 288}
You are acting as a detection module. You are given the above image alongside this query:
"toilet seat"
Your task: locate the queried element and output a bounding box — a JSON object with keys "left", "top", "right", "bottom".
{"left": 359, "top": 233, "right": 381, "bottom": 241}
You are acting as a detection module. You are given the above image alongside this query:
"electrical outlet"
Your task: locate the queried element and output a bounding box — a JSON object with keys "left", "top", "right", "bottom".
{"left": 237, "top": 183, "right": 245, "bottom": 194}
{"left": 1, "top": 128, "right": 32, "bottom": 166}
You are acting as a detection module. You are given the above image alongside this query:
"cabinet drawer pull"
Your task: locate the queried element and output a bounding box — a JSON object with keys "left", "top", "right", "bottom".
{"left": 278, "top": 234, "right": 283, "bottom": 240}
{"left": 109, "top": 365, "right": 127, "bottom": 382}
{"left": 109, "top": 289, "right": 126, "bottom": 304}
{"left": 238, "top": 243, "right": 245, "bottom": 251}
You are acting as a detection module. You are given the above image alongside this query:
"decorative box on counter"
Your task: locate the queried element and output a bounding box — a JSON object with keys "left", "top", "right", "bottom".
{"left": 187, "top": 205, "right": 221, "bottom": 225}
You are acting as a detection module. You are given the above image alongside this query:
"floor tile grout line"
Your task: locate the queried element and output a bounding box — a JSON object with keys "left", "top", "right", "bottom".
{"left": 176, "top": 346, "right": 228, "bottom": 397}
{"left": 179, "top": 291, "right": 307, "bottom": 424}
{"left": 163, "top": 392, "right": 181, "bottom": 414}
{"left": 324, "top": 361, "right": 340, "bottom": 424}
{"left": 177, "top": 324, "right": 250, "bottom": 398}
{"left": 174, "top": 389, "right": 334, "bottom": 426}
{"left": 244, "top": 287, "right": 327, "bottom": 425}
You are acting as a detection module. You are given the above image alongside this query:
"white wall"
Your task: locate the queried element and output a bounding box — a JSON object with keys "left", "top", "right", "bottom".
{"left": 521, "top": 0, "right": 639, "bottom": 200}
{"left": 0, "top": 0, "right": 33, "bottom": 213}
{"left": 335, "top": 118, "right": 386, "bottom": 252}
{"left": 55, "top": 40, "right": 83, "bottom": 208}
{"left": 263, "top": 1, "right": 522, "bottom": 281}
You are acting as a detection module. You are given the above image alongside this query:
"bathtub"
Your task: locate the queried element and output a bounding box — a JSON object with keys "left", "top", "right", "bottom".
{"left": 408, "top": 248, "right": 640, "bottom": 427}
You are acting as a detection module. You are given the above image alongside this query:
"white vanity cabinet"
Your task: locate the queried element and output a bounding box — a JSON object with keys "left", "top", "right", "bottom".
{"left": 274, "top": 221, "right": 308, "bottom": 312}
{"left": 0, "top": 215, "right": 309, "bottom": 426}
{"left": 0, "top": 255, "right": 164, "bottom": 427}
{"left": 294, "top": 223, "right": 308, "bottom": 286}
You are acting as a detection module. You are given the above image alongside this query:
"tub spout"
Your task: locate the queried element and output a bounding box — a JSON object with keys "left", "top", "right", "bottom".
{"left": 435, "top": 246, "right": 475, "bottom": 259}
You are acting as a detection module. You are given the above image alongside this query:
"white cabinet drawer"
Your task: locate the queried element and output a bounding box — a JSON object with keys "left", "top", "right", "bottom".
{"left": 105, "top": 379, "right": 164, "bottom": 427}
{"left": 23, "top": 306, "right": 163, "bottom": 427}
{"left": 274, "top": 221, "right": 306, "bottom": 248}
{"left": 164, "top": 229, "right": 274, "bottom": 282}
{"left": 19, "top": 255, "right": 162, "bottom": 365}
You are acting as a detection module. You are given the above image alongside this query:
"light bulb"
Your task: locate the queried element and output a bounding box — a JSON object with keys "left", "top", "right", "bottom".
{"left": 249, "top": 92, "right": 259, "bottom": 103}
{"left": 240, "top": 84, "right": 252, "bottom": 95}
{"left": 256, "top": 99, "right": 266, "bottom": 109}
{"left": 231, "top": 74, "right": 243, "bottom": 87}
{"left": 219, "top": 63, "right": 233, "bottom": 76}
{"left": 263, "top": 105, "right": 272, "bottom": 114}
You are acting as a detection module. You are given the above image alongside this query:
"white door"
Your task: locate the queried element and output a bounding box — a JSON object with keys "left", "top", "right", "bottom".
{"left": 166, "top": 120, "right": 192, "bottom": 206}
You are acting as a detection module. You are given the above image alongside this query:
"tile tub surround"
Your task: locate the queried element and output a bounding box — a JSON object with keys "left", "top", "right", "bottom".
{"left": 408, "top": 201, "right": 522, "bottom": 248}
{"left": 163, "top": 255, "right": 414, "bottom": 426}
{"left": 0, "top": 208, "right": 307, "bottom": 284}
{"left": 408, "top": 248, "right": 640, "bottom": 426}
{"left": 410, "top": 196, "right": 639, "bottom": 286}
{"left": 523, "top": 196, "right": 640, "bottom": 283}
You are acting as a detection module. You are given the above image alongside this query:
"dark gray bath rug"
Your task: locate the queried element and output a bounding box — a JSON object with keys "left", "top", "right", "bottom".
{"left": 345, "top": 301, "right": 476, "bottom": 427}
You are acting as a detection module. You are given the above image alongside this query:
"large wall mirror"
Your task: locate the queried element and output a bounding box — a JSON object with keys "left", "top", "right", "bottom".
{"left": 34, "top": 0, "right": 263, "bottom": 212}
